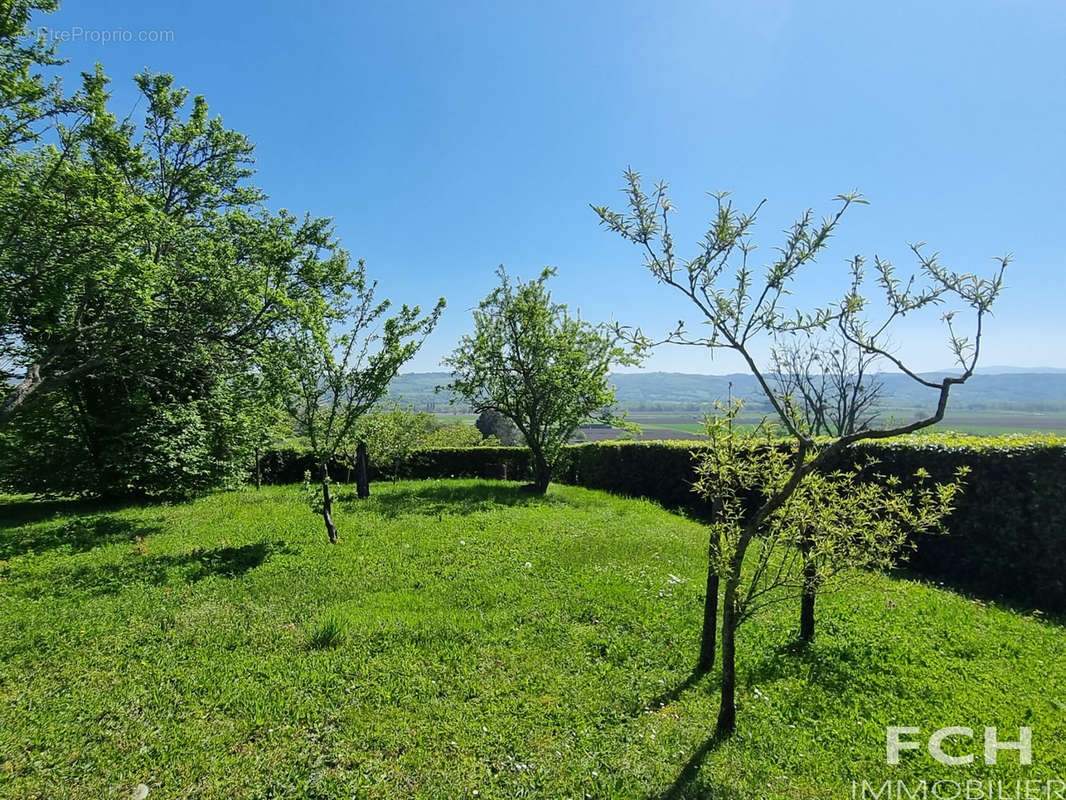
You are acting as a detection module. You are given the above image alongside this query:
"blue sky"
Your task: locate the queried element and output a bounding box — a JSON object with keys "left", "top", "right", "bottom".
{"left": 34, "top": 0, "right": 1066, "bottom": 373}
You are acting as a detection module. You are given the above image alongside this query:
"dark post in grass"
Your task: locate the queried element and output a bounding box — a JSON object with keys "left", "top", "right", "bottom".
{"left": 320, "top": 462, "right": 339, "bottom": 544}
{"left": 798, "top": 528, "right": 817, "bottom": 643}
{"left": 356, "top": 441, "right": 370, "bottom": 498}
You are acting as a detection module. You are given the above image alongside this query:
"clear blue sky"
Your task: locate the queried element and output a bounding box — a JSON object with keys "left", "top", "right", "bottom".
{"left": 34, "top": 0, "right": 1066, "bottom": 373}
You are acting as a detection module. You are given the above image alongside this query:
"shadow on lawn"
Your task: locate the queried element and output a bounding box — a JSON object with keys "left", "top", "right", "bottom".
{"left": 0, "top": 512, "right": 161, "bottom": 560}
{"left": 742, "top": 637, "right": 882, "bottom": 695}
{"left": 10, "top": 542, "right": 288, "bottom": 597}
{"left": 620, "top": 668, "right": 743, "bottom": 799}
{"left": 0, "top": 496, "right": 139, "bottom": 531}
{"left": 628, "top": 667, "right": 710, "bottom": 718}
{"left": 346, "top": 482, "right": 571, "bottom": 518}
{"left": 644, "top": 648, "right": 853, "bottom": 799}
{"left": 647, "top": 729, "right": 732, "bottom": 800}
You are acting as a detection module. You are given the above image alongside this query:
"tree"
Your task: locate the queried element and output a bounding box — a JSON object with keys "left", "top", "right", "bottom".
{"left": 772, "top": 334, "right": 884, "bottom": 437}
{"left": 422, "top": 423, "right": 487, "bottom": 448}
{"left": 771, "top": 333, "right": 885, "bottom": 640}
{"left": 229, "top": 369, "right": 293, "bottom": 491}
{"left": 0, "top": 66, "right": 155, "bottom": 430}
{"left": 0, "top": 1, "right": 68, "bottom": 154}
{"left": 594, "top": 169, "right": 1006, "bottom": 735}
{"left": 475, "top": 408, "right": 520, "bottom": 445}
{"left": 0, "top": 53, "right": 359, "bottom": 495}
{"left": 344, "top": 405, "right": 436, "bottom": 489}
{"left": 443, "top": 266, "right": 636, "bottom": 494}
{"left": 280, "top": 260, "right": 444, "bottom": 543}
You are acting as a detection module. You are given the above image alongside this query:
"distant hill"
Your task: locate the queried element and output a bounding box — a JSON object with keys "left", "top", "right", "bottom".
{"left": 972, "top": 366, "right": 1066, "bottom": 375}
{"left": 387, "top": 372, "right": 459, "bottom": 411}
{"left": 391, "top": 370, "right": 1066, "bottom": 414}
{"left": 609, "top": 371, "right": 1066, "bottom": 412}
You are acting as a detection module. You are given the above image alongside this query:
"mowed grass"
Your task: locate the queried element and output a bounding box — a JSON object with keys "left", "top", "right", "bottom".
{"left": 1, "top": 481, "right": 1064, "bottom": 799}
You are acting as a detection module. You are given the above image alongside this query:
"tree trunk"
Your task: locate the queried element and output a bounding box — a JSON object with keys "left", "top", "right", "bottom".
{"left": 698, "top": 554, "right": 719, "bottom": 672}
{"left": 699, "top": 500, "right": 724, "bottom": 671}
{"left": 531, "top": 450, "right": 550, "bottom": 494}
{"left": 254, "top": 446, "right": 262, "bottom": 490}
{"left": 799, "top": 529, "right": 816, "bottom": 643}
{"left": 356, "top": 441, "right": 370, "bottom": 499}
{"left": 0, "top": 364, "right": 44, "bottom": 429}
{"left": 0, "top": 355, "right": 105, "bottom": 431}
{"left": 320, "top": 463, "right": 339, "bottom": 544}
{"left": 715, "top": 580, "right": 739, "bottom": 737}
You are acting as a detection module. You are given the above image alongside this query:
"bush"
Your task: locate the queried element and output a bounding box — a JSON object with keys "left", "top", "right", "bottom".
{"left": 0, "top": 394, "right": 251, "bottom": 499}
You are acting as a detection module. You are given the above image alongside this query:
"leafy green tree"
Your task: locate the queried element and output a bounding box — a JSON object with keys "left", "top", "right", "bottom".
{"left": 444, "top": 266, "right": 636, "bottom": 494}
{"left": 422, "top": 423, "right": 486, "bottom": 448}
{"left": 344, "top": 405, "right": 436, "bottom": 488}
{"left": 228, "top": 368, "right": 294, "bottom": 490}
{"left": 280, "top": 261, "right": 444, "bottom": 542}
{"left": 594, "top": 169, "right": 1006, "bottom": 735}
{"left": 475, "top": 408, "right": 520, "bottom": 445}
{"left": 0, "top": 66, "right": 154, "bottom": 429}
{"left": 0, "top": 52, "right": 357, "bottom": 495}
{"left": 0, "top": 0, "right": 67, "bottom": 153}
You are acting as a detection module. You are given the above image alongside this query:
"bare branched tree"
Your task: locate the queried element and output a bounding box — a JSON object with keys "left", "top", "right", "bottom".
{"left": 772, "top": 335, "right": 884, "bottom": 437}
{"left": 594, "top": 168, "right": 1007, "bottom": 735}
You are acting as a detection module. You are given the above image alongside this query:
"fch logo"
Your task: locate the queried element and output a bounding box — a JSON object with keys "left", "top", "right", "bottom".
{"left": 887, "top": 726, "right": 1032, "bottom": 766}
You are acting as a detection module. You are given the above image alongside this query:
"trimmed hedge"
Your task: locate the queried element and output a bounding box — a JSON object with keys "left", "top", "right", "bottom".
{"left": 256, "top": 446, "right": 539, "bottom": 485}
{"left": 262, "top": 434, "right": 1066, "bottom": 612}
{"left": 847, "top": 435, "right": 1066, "bottom": 613}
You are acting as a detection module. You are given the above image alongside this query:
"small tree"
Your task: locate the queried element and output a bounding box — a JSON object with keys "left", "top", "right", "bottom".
{"left": 422, "top": 423, "right": 487, "bottom": 448}
{"left": 443, "top": 266, "right": 636, "bottom": 494}
{"left": 229, "top": 372, "right": 292, "bottom": 490}
{"left": 594, "top": 169, "right": 1006, "bottom": 735}
{"left": 475, "top": 408, "right": 520, "bottom": 446}
{"left": 280, "top": 260, "right": 443, "bottom": 542}
{"left": 343, "top": 405, "right": 436, "bottom": 487}
{"left": 771, "top": 333, "right": 886, "bottom": 640}
{"left": 772, "top": 334, "right": 884, "bottom": 438}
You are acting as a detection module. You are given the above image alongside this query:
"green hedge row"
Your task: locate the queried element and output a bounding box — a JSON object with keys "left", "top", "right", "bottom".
{"left": 845, "top": 435, "right": 1066, "bottom": 613}
{"left": 262, "top": 434, "right": 1066, "bottom": 612}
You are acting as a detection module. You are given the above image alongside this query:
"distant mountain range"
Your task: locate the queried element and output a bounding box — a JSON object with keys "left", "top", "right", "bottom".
{"left": 946, "top": 365, "right": 1066, "bottom": 375}
{"left": 390, "top": 370, "right": 1066, "bottom": 413}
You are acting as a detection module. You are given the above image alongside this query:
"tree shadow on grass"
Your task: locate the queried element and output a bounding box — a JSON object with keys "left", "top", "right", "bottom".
{"left": 741, "top": 635, "right": 889, "bottom": 697}
{"left": 343, "top": 482, "right": 572, "bottom": 519}
{"left": 645, "top": 643, "right": 870, "bottom": 799}
{"left": 626, "top": 667, "right": 711, "bottom": 718}
{"left": 11, "top": 542, "right": 290, "bottom": 597}
{"left": 0, "top": 496, "right": 139, "bottom": 531}
{"left": 647, "top": 729, "right": 732, "bottom": 800}
{"left": 616, "top": 668, "right": 747, "bottom": 799}
{"left": 0, "top": 514, "right": 161, "bottom": 560}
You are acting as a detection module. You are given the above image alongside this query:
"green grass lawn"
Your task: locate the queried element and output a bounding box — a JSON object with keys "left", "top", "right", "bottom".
{"left": 1, "top": 481, "right": 1064, "bottom": 799}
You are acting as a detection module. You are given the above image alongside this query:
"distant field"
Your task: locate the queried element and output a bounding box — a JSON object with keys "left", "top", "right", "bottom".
{"left": 429, "top": 409, "right": 1066, "bottom": 443}
{"left": 433, "top": 413, "right": 477, "bottom": 426}
{"left": 576, "top": 408, "right": 1066, "bottom": 441}
{"left": 895, "top": 409, "right": 1066, "bottom": 435}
